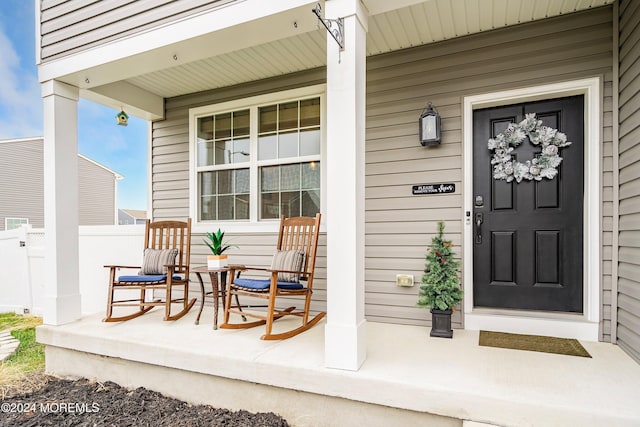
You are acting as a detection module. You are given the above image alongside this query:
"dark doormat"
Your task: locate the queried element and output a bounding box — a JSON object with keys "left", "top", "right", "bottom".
{"left": 479, "top": 331, "right": 591, "bottom": 358}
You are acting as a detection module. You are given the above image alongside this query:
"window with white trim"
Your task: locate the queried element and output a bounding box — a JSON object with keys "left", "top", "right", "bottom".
{"left": 192, "top": 88, "right": 323, "bottom": 224}
{"left": 5, "top": 218, "right": 28, "bottom": 230}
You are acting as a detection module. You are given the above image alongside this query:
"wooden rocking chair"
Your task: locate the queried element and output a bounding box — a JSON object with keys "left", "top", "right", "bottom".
{"left": 220, "top": 213, "right": 324, "bottom": 340}
{"left": 103, "top": 219, "right": 196, "bottom": 322}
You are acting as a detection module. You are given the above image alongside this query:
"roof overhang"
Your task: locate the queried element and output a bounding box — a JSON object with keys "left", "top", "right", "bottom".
{"left": 37, "top": 0, "right": 614, "bottom": 119}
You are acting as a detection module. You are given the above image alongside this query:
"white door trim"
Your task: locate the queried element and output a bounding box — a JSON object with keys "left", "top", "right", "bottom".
{"left": 462, "top": 77, "right": 601, "bottom": 341}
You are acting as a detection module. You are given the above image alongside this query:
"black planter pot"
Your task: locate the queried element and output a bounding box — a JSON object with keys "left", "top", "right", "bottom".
{"left": 430, "top": 309, "right": 453, "bottom": 338}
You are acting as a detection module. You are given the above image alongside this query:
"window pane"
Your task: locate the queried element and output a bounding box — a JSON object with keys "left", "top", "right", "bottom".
{"left": 300, "top": 128, "right": 320, "bottom": 156}
{"left": 218, "top": 195, "right": 234, "bottom": 220}
{"left": 217, "top": 170, "right": 232, "bottom": 194}
{"left": 200, "top": 172, "right": 216, "bottom": 195}
{"left": 300, "top": 98, "right": 320, "bottom": 127}
{"left": 259, "top": 162, "right": 320, "bottom": 220}
{"left": 198, "top": 117, "right": 213, "bottom": 141}
{"left": 235, "top": 169, "right": 250, "bottom": 193}
{"left": 261, "top": 192, "right": 279, "bottom": 219}
{"left": 233, "top": 138, "right": 250, "bottom": 163}
{"left": 215, "top": 140, "right": 231, "bottom": 165}
{"left": 199, "top": 169, "right": 250, "bottom": 221}
{"left": 280, "top": 164, "right": 300, "bottom": 191}
{"left": 302, "top": 190, "right": 320, "bottom": 216}
{"left": 201, "top": 196, "right": 216, "bottom": 221}
{"left": 6, "top": 218, "right": 28, "bottom": 230}
{"left": 302, "top": 162, "right": 320, "bottom": 189}
{"left": 259, "top": 105, "right": 277, "bottom": 133}
{"left": 261, "top": 165, "right": 278, "bottom": 191}
{"left": 258, "top": 134, "right": 277, "bottom": 160}
{"left": 197, "top": 141, "right": 214, "bottom": 166}
{"left": 215, "top": 113, "right": 231, "bottom": 139}
{"left": 233, "top": 110, "right": 250, "bottom": 137}
{"left": 235, "top": 194, "right": 250, "bottom": 220}
{"left": 278, "top": 131, "right": 298, "bottom": 159}
{"left": 279, "top": 101, "right": 298, "bottom": 131}
{"left": 280, "top": 191, "right": 300, "bottom": 217}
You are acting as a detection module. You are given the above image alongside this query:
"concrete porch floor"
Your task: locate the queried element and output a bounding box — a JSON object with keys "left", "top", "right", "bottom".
{"left": 37, "top": 307, "right": 640, "bottom": 427}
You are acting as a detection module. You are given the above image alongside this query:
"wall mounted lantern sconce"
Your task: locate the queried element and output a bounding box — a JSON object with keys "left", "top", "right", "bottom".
{"left": 116, "top": 109, "right": 129, "bottom": 127}
{"left": 419, "top": 102, "right": 441, "bottom": 146}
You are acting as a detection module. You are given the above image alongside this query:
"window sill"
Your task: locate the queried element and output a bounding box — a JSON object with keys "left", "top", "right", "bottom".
{"left": 192, "top": 220, "right": 326, "bottom": 234}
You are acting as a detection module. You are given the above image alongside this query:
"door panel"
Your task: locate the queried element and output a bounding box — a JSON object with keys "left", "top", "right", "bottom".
{"left": 535, "top": 231, "right": 560, "bottom": 285}
{"left": 473, "top": 96, "right": 584, "bottom": 313}
{"left": 492, "top": 232, "right": 515, "bottom": 284}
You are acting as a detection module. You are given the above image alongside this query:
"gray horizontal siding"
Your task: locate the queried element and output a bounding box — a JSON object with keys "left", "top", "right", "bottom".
{"left": 617, "top": 0, "right": 640, "bottom": 363}
{"left": 78, "top": 157, "right": 117, "bottom": 225}
{"left": 0, "top": 139, "right": 45, "bottom": 230}
{"left": 365, "top": 7, "right": 613, "bottom": 330}
{"left": 40, "top": 0, "right": 236, "bottom": 61}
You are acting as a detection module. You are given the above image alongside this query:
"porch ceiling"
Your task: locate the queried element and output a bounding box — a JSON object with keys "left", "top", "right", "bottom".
{"left": 100, "top": 0, "right": 614, "bottom": 100}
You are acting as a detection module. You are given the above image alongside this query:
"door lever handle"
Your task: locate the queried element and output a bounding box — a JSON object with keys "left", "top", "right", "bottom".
{"left": 475, "top": 212, "right": 483, "bottom": 244}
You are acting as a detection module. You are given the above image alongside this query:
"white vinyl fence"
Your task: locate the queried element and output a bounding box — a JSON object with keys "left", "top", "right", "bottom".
{"left": 0, "top": 225, "right": 145, "bottom": 316}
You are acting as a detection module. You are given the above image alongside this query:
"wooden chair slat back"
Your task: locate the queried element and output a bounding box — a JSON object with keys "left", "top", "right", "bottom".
{"left": 277, "top": 214, "right": 321, "bottom": 280}
{"left": 143, "top": 219, "right": 192, "bottom": 274}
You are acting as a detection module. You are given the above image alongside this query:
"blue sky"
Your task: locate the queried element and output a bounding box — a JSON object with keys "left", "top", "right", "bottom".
{"left": 0, "top": 1, "right": 148, "bottom": 210}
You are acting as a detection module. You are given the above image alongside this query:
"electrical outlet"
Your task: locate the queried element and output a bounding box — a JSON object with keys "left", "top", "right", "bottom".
{"left": 396, "top": 274, "right": 414, "bottom": 287}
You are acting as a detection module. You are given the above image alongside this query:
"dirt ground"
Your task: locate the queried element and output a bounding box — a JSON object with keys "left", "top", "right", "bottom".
{"left": 0, "top": 376, "right": 289, "bottom": 426}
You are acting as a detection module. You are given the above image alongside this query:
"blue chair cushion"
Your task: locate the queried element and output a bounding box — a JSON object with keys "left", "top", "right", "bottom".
{"left": 233, "top": 278, "right": 304, "bottom": 290}
{"left": 118, "top": 274, "right": 183, "bottom": 283}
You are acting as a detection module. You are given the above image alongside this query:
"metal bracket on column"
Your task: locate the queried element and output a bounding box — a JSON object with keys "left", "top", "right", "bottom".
{"left": 312, "top": 3, "right": 344, "bottom": 52}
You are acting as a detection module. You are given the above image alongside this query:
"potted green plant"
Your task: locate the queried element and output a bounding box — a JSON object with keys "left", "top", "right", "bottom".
{"left": 204, "top": 229, "right": 237, "bottom": 269}
{"left": 417, "top": 221, "right": 463, "bottom": 338}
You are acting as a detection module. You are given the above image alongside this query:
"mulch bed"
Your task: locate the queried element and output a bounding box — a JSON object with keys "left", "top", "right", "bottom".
{"left": 1, "top": 377, "right": 289, "bottom": 426}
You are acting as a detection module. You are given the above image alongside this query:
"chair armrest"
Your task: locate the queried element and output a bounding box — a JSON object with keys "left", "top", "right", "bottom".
{"left": 164, "top": 264, "right": 186, "bottom": 275}
{"left": 266, "top": 268, "right": 305, "bottom": 275}
{"left": 228, "top": 265, "right": 257, "bottom": 280}
{"left": 231, "top": 266, "right": 267, "bottom": 272}
{"left": 231, "top": 266, "right": 305, "bottom": 275}
{"left": 104, "top": 265, "right": 140, "bottom": 269}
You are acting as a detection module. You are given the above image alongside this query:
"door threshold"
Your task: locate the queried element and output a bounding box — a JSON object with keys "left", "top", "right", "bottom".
{"left": 465, "top": 310, "right": 599, "bottom": 341}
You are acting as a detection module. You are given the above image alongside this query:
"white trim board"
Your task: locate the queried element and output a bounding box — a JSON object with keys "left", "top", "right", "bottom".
{"left": 462, "top": 77, "right": 601, "bottom": 341}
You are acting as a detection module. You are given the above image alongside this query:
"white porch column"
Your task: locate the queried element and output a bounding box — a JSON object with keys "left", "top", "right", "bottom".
{"left": 41, "top": 80, "right": 82, "bottom": 325}
{"left": 324, "top": 0, "right": 368, "bottom": 370}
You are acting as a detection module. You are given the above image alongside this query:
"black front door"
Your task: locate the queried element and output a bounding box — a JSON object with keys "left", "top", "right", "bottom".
{"left": 473, "top": 96, "right": 584, "bottom": 313}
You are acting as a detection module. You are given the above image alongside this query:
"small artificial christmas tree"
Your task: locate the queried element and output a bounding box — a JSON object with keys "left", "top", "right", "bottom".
{"left": 417, "top": 221, "right": 463, "bottom": 312}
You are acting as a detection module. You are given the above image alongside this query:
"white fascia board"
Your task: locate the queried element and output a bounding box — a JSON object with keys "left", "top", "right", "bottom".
{"left": 0, "top": 136, "right": 42, "bottom": 145}
{"left": 38, "top": 0, "right": 318, "bottom": 86}
{"left": 361, "top": 0, "right": 430, "bottom": 15}
{"left": 82, "top": 82, "right": 164, "bottom": 121}
{"left": 34, "top": 0, "right": 41, "bottom": 65}
{"left": 78, "top": 153, "right": 124, "bottom": 180}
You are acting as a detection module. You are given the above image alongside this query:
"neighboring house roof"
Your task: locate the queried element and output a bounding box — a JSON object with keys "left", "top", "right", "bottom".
{"left": 78, "top": 153, "right": 124, "bottom": 181}
{"left": 119, "top": 209, "right": 147, "bottom": 220}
